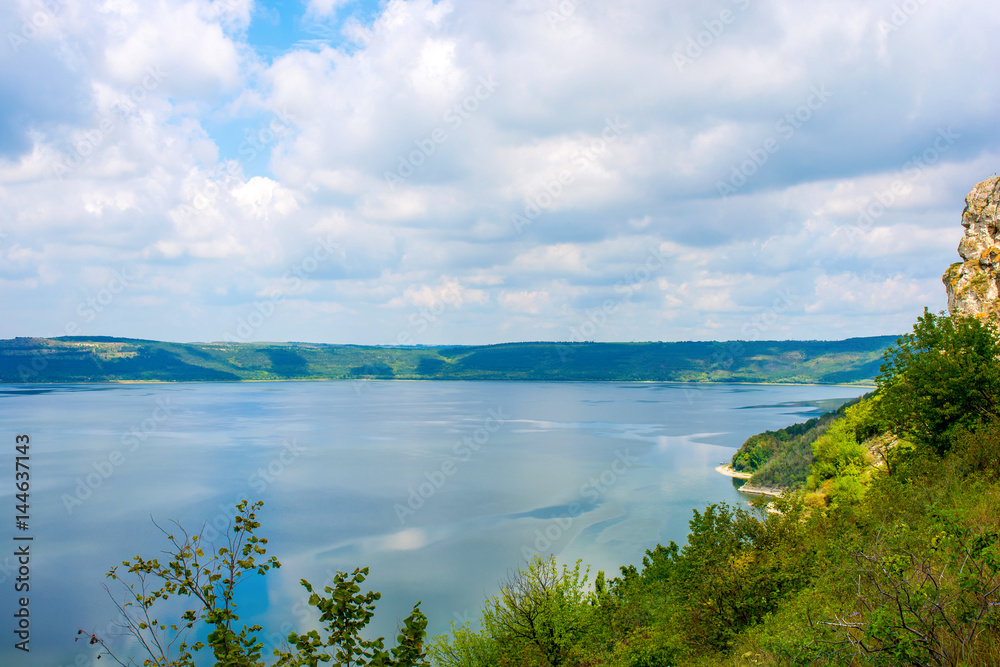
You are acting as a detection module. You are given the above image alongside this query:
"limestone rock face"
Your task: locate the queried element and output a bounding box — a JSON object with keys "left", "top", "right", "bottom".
{"left": 943, "top": 177, "right": 1000, "bottom": 323}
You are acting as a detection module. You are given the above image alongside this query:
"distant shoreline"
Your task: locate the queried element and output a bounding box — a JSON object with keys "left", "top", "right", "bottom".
{"left": 1, "top": 378, "right": 878, "bottom": 387}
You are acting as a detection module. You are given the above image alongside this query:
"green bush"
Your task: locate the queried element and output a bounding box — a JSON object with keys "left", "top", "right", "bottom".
{"left": 877, "top": 310, "right": 1000, "bottom": 455}
{"left": 430, "top": 556, "right": 599, "bottom": 667}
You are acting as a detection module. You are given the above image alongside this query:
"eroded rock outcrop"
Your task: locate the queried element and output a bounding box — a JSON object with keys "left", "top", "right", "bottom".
{"left": 943, "top": 176, "right": 1000, "bottom": 323}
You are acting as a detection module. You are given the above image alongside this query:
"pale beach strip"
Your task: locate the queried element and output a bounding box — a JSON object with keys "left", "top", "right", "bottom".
{"left": 715, "top": 464, "right": 785, "bottom": 497}
{"left": 715, "top": 463, "right": 752, "bottom": 479}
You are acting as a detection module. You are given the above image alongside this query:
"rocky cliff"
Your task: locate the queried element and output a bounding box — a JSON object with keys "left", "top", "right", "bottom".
{"left": 943, "top": 176, "right": 1000, "bottom": 323}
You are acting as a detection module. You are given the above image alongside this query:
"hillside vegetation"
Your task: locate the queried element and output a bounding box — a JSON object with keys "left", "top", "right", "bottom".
{"left": 424, "top": 310, "right": 1000, "bottom": 666}
{"left": 730, "top": 396, "right": 864, "bottom": 489}
{"left": 0, "top": 335, "right": 895, "bottom": 384}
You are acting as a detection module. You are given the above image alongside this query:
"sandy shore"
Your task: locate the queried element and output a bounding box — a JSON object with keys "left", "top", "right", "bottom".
{"left": 715, "top": 464, "right": 785, "bottom": 497}
{"left": 715, "top": 464, "right": 752, "bottom": 479}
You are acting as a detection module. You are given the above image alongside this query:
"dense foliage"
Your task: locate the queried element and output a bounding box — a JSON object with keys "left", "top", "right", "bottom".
{"left": 731, "top": 395, "right": 867, "bottom": 488}
{"left": 876, "top": 310, "right": 1000, "bottom": 454}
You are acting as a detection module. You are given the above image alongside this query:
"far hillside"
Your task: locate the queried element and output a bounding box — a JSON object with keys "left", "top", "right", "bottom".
{"left": 0, "top": 335, "right": 897, "bottom": 384}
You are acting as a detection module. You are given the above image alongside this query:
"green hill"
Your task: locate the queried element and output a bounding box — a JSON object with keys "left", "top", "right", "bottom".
{"left": 730, "top": 394, "right": 870, "bottom": 489}
{"left": 0, "top": 335, "right": 897, "bottom": 384}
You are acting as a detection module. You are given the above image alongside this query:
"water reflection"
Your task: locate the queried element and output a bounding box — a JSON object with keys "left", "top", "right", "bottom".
{"left": 0, "top": 380, "right": 867, "bottom": 666}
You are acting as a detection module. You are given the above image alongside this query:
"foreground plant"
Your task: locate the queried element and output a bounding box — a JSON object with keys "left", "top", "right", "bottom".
{"left": 429, "top": 555, "right": 599, "bottom": 667}
{"left": 80, "top": 499, "right": 428, "bottom": 667}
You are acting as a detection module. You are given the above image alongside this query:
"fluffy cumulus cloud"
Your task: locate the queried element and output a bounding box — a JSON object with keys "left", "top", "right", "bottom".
{"left": 1, "top": 0, "right": 999, "bottom": 344}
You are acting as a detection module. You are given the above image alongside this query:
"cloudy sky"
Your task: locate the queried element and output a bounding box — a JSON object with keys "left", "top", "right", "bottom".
{"left": 1, "top": 0, "right": 998, "bottom": 345}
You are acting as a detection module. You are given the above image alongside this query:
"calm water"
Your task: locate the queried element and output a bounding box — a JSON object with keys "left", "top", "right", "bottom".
{"left": 0, "top": 380, "right": 868, "bottom": 666}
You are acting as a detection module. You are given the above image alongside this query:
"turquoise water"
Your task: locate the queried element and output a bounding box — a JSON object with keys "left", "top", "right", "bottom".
{"left": 0, "top": 380, "right": 868, "bottom": 665}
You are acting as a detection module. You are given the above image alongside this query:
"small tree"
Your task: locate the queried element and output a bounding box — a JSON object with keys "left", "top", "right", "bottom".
{"left": 81, "top": 500, "right": 428, "bottom": 667}
{"left": 481, "top": 556, "right": 594, "bottom": 667}
{"left": 877, "top": 310, "right": 1000, "bottom": 455}
{"left": 429, "top": 556, "right": 597, "bottom": 667}
{"left": 273, "top": 567, "right": 428, "bottom": 667}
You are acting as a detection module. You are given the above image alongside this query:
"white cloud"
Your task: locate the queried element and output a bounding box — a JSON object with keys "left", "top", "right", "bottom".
{"left": 1, "top": 0, "right": 998, "bottom": 344}
{"left": 808, "top": 273, "right": 938, "bottom": 314}
{"left": 305, "top": 0, "right": 353, "bottom": 20}
{"left": 500, "top": 290, "right": 551, "bottom": 315}
{"left": 101, "top": 0, "right": 245, "bottom": 96}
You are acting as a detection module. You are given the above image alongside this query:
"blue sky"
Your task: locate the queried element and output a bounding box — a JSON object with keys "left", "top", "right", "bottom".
{"left": 1, "top": 0, "right": 999, "bottom": 345}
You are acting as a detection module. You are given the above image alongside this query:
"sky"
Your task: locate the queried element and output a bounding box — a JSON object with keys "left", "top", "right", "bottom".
{"left": 1, "top": 0, "right": 998, "bottom": 346}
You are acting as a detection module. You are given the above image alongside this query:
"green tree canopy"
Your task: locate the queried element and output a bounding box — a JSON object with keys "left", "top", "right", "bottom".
{"left": 877, "top": 310, "right": 1000, "bottom": 455}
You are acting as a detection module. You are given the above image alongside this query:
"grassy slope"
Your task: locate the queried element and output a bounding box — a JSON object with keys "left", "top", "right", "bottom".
{"left": 0, "top": 335, "right": 898, "bottom": 384}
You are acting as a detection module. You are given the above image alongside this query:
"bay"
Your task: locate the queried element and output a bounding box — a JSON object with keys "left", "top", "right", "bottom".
{"left": 0, "top": 380, "right": 868, "bottom": 666}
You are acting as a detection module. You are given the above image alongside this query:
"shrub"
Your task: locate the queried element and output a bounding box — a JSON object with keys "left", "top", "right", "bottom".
{"left": 877, "top": 311, "right": 1000, "bottom": 456}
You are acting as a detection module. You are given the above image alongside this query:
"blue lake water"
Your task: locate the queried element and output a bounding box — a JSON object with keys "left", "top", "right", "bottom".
{"left": 0, "top": 380, "right": 869, "bottom": 665}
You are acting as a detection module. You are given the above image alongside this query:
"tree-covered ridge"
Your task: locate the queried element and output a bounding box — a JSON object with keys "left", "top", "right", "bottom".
{"left": 0, "top": 335, "right": 895, "bottom": 384}
{"left": 730, "top": 395, "right": 866, "bottom": 489}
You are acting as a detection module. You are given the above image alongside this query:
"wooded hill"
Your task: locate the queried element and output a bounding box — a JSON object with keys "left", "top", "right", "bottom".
{"left": 0, "top": 335, "right": 896, "bottom": 384}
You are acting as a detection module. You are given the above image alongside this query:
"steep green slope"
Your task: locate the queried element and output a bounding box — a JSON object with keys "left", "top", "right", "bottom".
{"left": 730, "top": 394, "right": 870, "bottom": 489}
